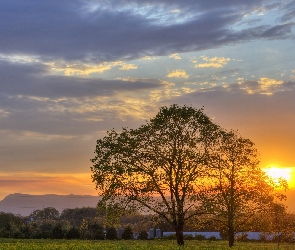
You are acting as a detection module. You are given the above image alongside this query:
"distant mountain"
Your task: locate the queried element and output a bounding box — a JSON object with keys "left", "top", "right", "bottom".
{"left": 0, "top": 193, "right": 100, "bottom": 216}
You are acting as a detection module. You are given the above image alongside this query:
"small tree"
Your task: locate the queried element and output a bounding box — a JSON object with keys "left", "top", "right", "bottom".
{"left": 60, "top": 207, "right": 97, "bottom": 227}
{"left": 91, "top": 105, "right": 220, "bottom": 245}
{"left": 122, "top": 226, "right": 133, "bottom": 240}
{"left": 79, "top": 219, "right": 89, "bottom": 239}
{"left": 257, "top": 202, "right": 295, "bottom": 243}
{"left": 30, "top": 207, "right": 60, "bottom": 221}
{"left": 106, "top": 226, "right": 117, "bottom": 240}
{"left": 199, "top": 130, "right": 287, "bottom": 247}
{"left": 88, "top": 222, "right": 104, "bottom": 240}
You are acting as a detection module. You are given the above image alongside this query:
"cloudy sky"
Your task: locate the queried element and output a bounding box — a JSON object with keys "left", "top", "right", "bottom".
{"left": 1, "top": 0, "right": 295, "bottom": 209}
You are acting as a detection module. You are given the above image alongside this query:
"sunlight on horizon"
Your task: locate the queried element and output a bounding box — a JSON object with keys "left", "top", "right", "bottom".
{"left": 263, "top": 166, "right": 294, "bottom": 188}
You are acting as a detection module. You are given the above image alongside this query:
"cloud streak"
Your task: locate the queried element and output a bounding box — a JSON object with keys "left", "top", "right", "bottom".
{"left": 0, "top": 60, "right": 165, "bottom": 99}
{"left": 0, "top": 1, "right": 293, "bottom": 63}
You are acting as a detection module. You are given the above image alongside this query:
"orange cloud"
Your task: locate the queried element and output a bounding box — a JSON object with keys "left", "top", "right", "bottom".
{"left": 169, "top": 53, "right": 182, "bottom": 60}
{"left": 194, "top": 56, "right": 230, "bottom": 68}
{"left": 167, "top": 69, "right": 189, "bottom": 79}
{"left": 119, "top": 63, "right": 138, "bottom": 70}
{"left": 258, "top": 77, "right": 283, "bottom": 89}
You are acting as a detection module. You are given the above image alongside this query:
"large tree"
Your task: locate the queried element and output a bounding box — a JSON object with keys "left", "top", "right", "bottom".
{"left": 199, "top": 131, "right": 287, "bottom": 247}
{"left": 90, "top": 104, "right": 220, "bottom": 245}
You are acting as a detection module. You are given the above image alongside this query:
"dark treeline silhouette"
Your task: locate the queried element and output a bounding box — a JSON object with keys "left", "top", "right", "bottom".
{"left": 0, "top": 207, "right": 160, "bottom": 240}
{"left": 1, "top": 204, "right": 295, "bottom": 242}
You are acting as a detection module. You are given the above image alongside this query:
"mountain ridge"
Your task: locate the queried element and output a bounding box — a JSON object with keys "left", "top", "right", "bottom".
{"left": 0, "top": 193, "right": 100, "bottom": 216}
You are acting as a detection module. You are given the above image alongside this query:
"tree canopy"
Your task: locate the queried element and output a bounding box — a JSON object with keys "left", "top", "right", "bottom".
{"left": 91, "top": 104, "right": 220, "bottom": 245}
{"left": 90, "top": 104, "right": 287, "bottom": 246}
{"left": 198, "top": 130, "right": 287, "bottom": 247}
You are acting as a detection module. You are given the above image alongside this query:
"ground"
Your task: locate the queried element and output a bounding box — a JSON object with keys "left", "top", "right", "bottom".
{"left": 0, "top": 239, "right": 295, "bottom": 250}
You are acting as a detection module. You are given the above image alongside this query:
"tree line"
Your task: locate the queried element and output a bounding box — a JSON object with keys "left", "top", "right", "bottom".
{"left": 0, "top": 203, "right": 294, "bottom": 242}
{"left": 0, "top": 207, "right": 139, "bottom": 240}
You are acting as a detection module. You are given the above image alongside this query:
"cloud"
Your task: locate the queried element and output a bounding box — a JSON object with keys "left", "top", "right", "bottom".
{"left": 0, "top": 1, "right": 293, "bottom": 63}
{"left": 234, "top": 78, "right": 286, "bottom": 94}
{"left": 119, "top": 63, "right": 138, "bottom": 70}
{"left": 280, "top": 1, "right": 295, "bottom": 22}
{"left": 167, "top": 70, "right": 189, "bottom": 79}
{"left": 0, "top": 60, "right": 173, "bottom": 136}
{"left": 0, "top": 60, "right": 164, "bottom": 99}
{"left": 46, "top": 61, "right": 122, "bottom": 76}
{"left": 169, "top": 53, "right": 182, "bottom": 60}
{"left": 194, "top": 56, "right": 231, "bottom": 68}
{"left": 46, "top": 61, "right": 138, "bottom": 75}
{"left": 258, "top": 77, "right": 283, "bottom": 90}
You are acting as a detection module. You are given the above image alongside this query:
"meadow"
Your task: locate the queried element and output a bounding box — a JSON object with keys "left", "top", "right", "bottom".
{"left": 0, "top": 239, "right": 295, "bottom": 250}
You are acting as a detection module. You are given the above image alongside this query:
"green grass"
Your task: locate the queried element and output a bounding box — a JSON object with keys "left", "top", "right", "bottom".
{"left": 0, "top": 239, "right": 294, "bottom": 250}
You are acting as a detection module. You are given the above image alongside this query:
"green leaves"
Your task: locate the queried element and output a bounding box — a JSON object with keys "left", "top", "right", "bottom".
{"left": 90, "top": 104, "right": 286, "bottom": 246}
{"left": 90, "top": 105, "right": 221, "bottom": 245}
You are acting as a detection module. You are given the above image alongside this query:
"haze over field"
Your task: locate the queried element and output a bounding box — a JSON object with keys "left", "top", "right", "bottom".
{"left": 0, "top": 1, "right": 294, "bottom": 210}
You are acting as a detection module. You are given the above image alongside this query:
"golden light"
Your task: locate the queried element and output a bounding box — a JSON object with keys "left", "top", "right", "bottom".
{"left": 263, "top": 166, "right": 291, "bottom": 183}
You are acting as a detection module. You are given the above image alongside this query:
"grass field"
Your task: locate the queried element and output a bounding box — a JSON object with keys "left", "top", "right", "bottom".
{"left": 0, "top": 239, "right": 294, "bottom": 250}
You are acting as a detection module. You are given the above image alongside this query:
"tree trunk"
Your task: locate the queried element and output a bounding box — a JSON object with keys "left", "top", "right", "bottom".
{"left": 175, "top": 224, "right": 184, "bottom": 246}
{"left": 228, "top": 224, "right": 235, "bottom": 248}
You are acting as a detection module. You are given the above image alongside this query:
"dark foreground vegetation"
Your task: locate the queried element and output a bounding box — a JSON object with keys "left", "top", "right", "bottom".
{"left": 1, "top": 238, "right": 295, "bottom": 250}
{"left": 1, "top": 204, "right": 295, "bottom": 244}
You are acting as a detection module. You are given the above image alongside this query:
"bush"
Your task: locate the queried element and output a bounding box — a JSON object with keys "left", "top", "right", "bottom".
{"left": 163, "top": 234, "right": 176, "bottom": 240}
{"left": 88, "top": 222, "right": 104, "bottom": 240}
{"left": 236, "top": 233, "right": 248, "bottom": 242}
{"left": 195, "top": 234, "right": 206, "bottom": 241}
{"left": 281, "top": 232, "right": 295, "bottom": 243}
{"left": 66, "top": 227, "right": 80, "bottom": 239}
{"left": 51, "top": 224, "right": 64, "bottom": 239}
{"left": 106, "top": 226, "right": 117, "bottom": 240}
{"left": 272, "top": 234, "right": 282, "bottom": 243}
{"left": 138, "top": 230, "right": 148, "bottom": 240}
{"left": 122, "top": 226, "right": 133, "bottom": 240}
{"left": 208, "top": 236, "right": 218, "bottom": 241}
{"left": 183, "top": 234, "right": 194, "bottom": 240}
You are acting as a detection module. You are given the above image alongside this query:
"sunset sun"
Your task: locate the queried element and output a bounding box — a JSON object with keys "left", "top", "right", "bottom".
{"left": 263, "top": 166, "right": 291, "bottom": 183}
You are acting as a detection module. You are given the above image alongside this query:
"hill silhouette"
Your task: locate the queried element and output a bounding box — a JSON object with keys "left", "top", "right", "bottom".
{"left": 0, "top": 193, "right": 100, "bottom": 216}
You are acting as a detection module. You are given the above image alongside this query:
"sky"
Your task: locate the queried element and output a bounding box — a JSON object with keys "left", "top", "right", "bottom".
{"left": 0, "top": 0, "right": 295, "bottom": 210}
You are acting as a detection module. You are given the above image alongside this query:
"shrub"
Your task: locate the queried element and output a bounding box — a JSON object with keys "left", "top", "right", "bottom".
{"left": 106, "top": 226, "right": 117, "bottom": 240}
{"left": 138, "top": 230, "right": 148, "bottom": 240}
{"left": 195, "top": 234, "right": 206, "bottom": 241}
{"left": 122, "top": 226, "right": 133, "bottom": 240}
{"left": 208, "top": 236, "right": 218, "bottom": 241}
{"left": 236, "top": 233, "right": 248, "bottom": 242}
{"left": 163, "top": 234, "right": 176, "bottom": 240}
{"left": 88, "top": 222, "right": 104, "bottom": 240}
{"left": 66, "top": 227, "right": 80, "bottom": 239}
{"left": 51, "top": 224, "right": 64, "bottom": 239}
{"left": 183, "top": 234, "right": 194, "bottom": 240}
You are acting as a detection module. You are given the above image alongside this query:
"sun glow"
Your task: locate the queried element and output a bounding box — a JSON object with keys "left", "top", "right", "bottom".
{"left": 263, "top": 166, "right": 291, "bottom": 183}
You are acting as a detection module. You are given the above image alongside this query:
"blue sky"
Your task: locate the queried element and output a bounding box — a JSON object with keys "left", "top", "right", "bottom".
{"left": 0, "top": 0, "right": 295, "bottom": 209}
